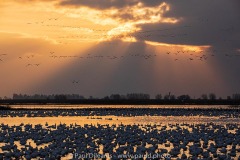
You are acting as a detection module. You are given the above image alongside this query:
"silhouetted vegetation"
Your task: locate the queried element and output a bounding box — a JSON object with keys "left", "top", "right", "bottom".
{"left": 209, "top": 93, "right": 216, "bottom": 100}
{"left": 177, "top": 95, "right": 191, "bottom": 101}
{"left": 155, "top": 94, "right": 162, "bottom": 100}
{"left": 201, "top": 94, "right": 208, "bottom": 100}
{"left": 12, "top": 94, "right": 84, "bottom": 100}
{"left": 0, "top": 93, "right": 240, "bottom": 105}
{"left": 109, "top": 94, "right": 126, "bottom": 100}
{"left": 126, "top": 93, "right": 150, "bottom": 100}
{"left": 54, "top": 94, "right": 67, "bottom": 101}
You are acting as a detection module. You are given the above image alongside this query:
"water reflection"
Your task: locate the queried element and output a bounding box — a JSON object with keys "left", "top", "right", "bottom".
{"left": 0, "top": 116, "right": 240, "bottom": 126}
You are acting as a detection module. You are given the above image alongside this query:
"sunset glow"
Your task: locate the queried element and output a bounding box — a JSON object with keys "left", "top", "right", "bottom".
{"left": 0, "top": 0, "right": 240, "bottom": 98}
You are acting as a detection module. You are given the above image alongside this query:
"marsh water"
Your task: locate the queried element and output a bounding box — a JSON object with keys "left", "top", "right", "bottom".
{"left": 1, "top": 105, "right": 240, "bottom": 159}
{"left": 1, "top": 105, "right": 239, "bottom": 125}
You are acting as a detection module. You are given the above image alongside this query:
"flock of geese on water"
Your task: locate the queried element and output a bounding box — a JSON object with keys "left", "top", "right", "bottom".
{"left": 0, "top": 122, "right": 239, "bottom": 159}
{"left": 0, "top": 107, "right": 239, "bottom": 118}
{"left": 0, "top": 106, "right": 240, "bottom": 160}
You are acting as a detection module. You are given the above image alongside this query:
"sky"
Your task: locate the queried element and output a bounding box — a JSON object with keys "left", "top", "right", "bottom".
{"left": 0, "top": 0, "right": 240, "bottom": 98}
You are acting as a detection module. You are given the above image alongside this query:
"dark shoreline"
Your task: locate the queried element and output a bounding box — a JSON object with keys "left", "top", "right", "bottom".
{"left": 0, "top": 99, "right": 240, "bottom": 106}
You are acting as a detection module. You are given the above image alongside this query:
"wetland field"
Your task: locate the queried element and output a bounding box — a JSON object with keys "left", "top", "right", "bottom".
{"left": 0, "top": 105, "right": 240, "bottom": 159}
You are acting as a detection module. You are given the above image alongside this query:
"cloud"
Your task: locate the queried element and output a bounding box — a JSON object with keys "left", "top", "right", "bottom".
{"left": 136, "top": 0, "right": 240, "bottom": 50}
{"left": 58, "top": 0, "right": 240, "bottom": 54}
{"left": 60, "top": 0, "right": 139, "bottom": 10}
{"left": 107, "top": 2, "right": 177, "bottom": 23}
{"left": 10, "top": 0, "right": 239, "bottom": 52}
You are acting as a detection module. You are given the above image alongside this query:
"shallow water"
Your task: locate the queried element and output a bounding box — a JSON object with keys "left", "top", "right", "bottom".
{"left": 1, "top": 116, "right": 240, "bottom": 126}
{"left": 1, "top": 105, "right": 240, "bottom": 125}
{"left": 1, "top": 105, "right": 240, "bottom": 159}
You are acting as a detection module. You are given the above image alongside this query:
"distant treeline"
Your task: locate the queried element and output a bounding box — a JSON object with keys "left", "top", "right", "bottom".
{"left": 0, "top": 93, "right": 240, "bottom": 105}
{"left": 11, "top": 94, "right": 85, "bottom": 100}
{"left": 5, "top": 92, "right": 240, "bottom": 100}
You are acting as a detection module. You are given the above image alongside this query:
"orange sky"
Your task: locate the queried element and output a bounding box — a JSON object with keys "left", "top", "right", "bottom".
{"left": 0, "top": 0, "right": 239, "bottom": 98}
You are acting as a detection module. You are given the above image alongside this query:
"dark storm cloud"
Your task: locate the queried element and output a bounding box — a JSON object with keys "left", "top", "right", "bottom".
{"left": 136, "top": 0, "right": 240, "bottom": 52}
{"left": 60, "top": 0, "right": 138, "bottom": 9}
{"left": 59, "top": 0, "right": 172, "bottom": 9}
{"left": 59, "top": 0, "right": 240, "bottom": 53}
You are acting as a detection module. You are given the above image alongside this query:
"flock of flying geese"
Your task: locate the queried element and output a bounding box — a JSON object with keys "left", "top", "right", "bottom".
{"left": 25, "top": 11, "right": 236, "bottom": 42}
{"left": 0, "top": 47, "right": 239, "bottom": 68}
{"left": 48, "top": 49, "right": 212, "bottom": 62}
{"left": 0, "top": 12, "right": 239, "bottom": 67}
{"left": 28, "top": 13, "right": 235, "bottom": 39}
